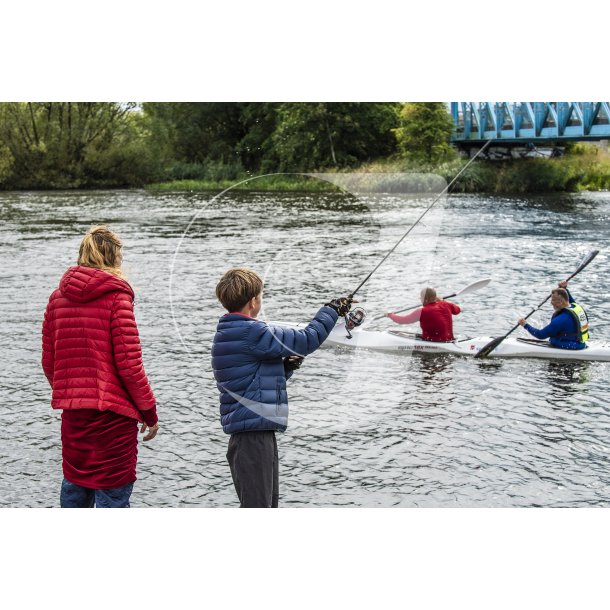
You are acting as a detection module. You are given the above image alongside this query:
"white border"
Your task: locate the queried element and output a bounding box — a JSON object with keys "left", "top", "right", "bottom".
{"left": 1, "top": 509, "right": 607, "bottom": 609}
{"left": 2, "top": 1, "right": 608, "bottom": 606}
{"left": 2, "top": 2, "right": 608, "bottom": 100}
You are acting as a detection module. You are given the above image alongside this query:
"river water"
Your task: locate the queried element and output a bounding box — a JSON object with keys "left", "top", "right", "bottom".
{"left": 1, "top": 187, "right": 609, "bottom": 507}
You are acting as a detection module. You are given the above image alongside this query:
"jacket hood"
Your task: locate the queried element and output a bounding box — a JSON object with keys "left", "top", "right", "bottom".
{"left": 59, "top": 265, "right": 134, "bottom": 303}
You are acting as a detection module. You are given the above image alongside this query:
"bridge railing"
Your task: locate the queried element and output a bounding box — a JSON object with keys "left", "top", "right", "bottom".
{"left": 451, "top": 102, "right": 610, "bottom": 144}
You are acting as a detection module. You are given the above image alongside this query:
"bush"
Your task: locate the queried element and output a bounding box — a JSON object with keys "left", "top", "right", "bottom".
{"left": 82, "top": 139, "right": 163, "bottom": 188}
{"left": 0, "top": 143, "right": 14, "bottom": 186}
{"left": 201, "top": 158, "right": 245, "bottom": 181}
{"left": 165, "top": 161, "right": 208, "bottom": 181}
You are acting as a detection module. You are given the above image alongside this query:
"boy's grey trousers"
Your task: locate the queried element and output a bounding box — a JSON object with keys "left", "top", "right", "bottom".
{"left": 227, "top": 430, "right": 279, "bottom": 508}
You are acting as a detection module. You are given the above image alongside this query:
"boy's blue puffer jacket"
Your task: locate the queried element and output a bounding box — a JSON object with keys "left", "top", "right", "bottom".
{"left": 212, "top": 306, "right": 338, "bottom": 434}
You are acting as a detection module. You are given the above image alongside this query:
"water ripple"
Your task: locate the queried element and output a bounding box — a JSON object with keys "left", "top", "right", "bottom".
{"left": 1, "top": 189, "right": 609, "bottom": 506}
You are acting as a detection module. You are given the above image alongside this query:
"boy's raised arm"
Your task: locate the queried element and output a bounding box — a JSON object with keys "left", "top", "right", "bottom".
{"left": 248, "top": 297, "right": 352, "bottom": 359}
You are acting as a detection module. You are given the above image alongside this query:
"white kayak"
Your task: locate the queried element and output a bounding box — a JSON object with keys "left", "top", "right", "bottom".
{"left": 270, "top": 322, "right": 610, "bottom": 362}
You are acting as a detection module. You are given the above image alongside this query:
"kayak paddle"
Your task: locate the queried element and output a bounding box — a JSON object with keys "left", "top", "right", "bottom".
{"left": 372, "top": 277, "right": 492, "bottom": 322}
{"left": 475, "top": 249, "right": 599, "bottom": 359}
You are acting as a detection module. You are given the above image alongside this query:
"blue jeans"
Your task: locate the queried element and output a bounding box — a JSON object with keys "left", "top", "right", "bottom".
{"left": 60, "top": 479, "right": 134, "bottom": 508}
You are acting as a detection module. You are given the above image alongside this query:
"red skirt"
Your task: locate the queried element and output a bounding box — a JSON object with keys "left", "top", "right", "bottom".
{"left": 61, "top": 409, "right": 138, "bottom": 489}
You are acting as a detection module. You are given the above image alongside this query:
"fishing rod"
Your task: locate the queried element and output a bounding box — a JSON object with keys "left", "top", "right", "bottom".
{"left": 348, "top": 138, "right": 494, "bottom": 299}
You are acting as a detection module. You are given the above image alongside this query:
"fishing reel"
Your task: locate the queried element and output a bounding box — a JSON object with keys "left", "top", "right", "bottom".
{"left": 344, "top": 307, "right": 367, "bottom": 338}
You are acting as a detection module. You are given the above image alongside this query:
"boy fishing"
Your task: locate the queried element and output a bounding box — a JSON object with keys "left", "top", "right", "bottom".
{"left": 212, "top": 267, "right": 351, "bottom": 507}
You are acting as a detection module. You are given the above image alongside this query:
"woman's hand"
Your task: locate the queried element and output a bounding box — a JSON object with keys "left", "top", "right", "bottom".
{"left": 518, "top": 319, "right": 526, "bottom": 326}
{"left": 140, "top": 422, "right": 159, "bottom": 441}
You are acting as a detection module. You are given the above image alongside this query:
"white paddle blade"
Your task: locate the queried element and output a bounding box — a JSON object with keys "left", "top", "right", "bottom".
{"left": 457, "top": 278, "right": 492, "bottom": 297}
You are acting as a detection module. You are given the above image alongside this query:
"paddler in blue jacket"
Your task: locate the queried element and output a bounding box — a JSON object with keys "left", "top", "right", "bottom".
{"left": 518, "top": 281, "right": 589, "bottom": 350}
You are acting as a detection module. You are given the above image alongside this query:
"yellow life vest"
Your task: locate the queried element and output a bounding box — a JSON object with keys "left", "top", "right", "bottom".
{"left": 563, "top": 302, "right": 589, "bottom": 343}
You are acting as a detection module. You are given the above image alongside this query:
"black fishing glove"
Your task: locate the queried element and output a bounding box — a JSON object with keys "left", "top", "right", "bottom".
{"left": 284, "top": 355, "right": 304, "bottom": 374}
{"left": 325, "top": 296, "right": 353, "bottom": 317}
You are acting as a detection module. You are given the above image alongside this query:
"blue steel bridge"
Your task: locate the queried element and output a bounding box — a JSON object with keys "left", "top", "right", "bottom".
{"left": 451, "top": 103, "right": 610, "bottom": 148}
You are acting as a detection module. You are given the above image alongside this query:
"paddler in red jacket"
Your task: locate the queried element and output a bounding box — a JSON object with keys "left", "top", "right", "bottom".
{"left": 385, "top": 287, "right": 461, "bottom": 342}
{"left": 42, "top": 226, "right": 159, "bottom": 508}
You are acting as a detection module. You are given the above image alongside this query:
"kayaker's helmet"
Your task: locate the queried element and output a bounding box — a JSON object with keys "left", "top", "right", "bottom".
{"left": 346, "top": 307, "right": 366, "bottom": 330}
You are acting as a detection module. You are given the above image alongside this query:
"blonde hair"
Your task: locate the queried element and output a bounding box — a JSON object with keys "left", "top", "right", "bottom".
{"left": 420, "top": 287, "right": 437, "bottom": 305}
{"left": 216, "top": 267, "right": 263, "bottom": 312}
{"left": 78, "top": 226, "right": 126, "bottom": 279}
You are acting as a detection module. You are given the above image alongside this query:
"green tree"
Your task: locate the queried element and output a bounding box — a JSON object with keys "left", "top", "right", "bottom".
{"left": 271, "top": 103, "right": 399, "bottom": 171}
{"left": 0, "top": 102, "right": 152, "bottom": 188}
{"left": 0, "top": 142, "right": 14, "bottom": 186}
{"left": 143, "top": 102, "right": 245, "bottom": 163}
{"left": 81, "top": 111, "right": 163, "bottom": 187}
{"left": 236, "top": 103, "right": 281, "bottom": 171}
{"left": 393, "top": 103, "right": 455, "bottom": 165}
{"left": 141, "top": 102, "right": 400, "bottom": 174}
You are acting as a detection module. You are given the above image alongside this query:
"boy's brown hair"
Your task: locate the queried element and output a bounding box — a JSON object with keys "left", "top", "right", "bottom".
{"left": 216, "top": 267, "right": 263, "bottom": 312}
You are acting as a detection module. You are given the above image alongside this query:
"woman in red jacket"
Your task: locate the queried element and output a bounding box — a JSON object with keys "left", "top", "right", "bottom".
{"left": 42, "top": 226, "right": 159, "bottom": 508}
{"left": 385, "top": 287, "right": 461, "bottom": 342}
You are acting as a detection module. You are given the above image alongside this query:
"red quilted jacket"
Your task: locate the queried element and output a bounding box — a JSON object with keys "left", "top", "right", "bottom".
{"left": 42, "top": 265, "right": 156, "bottom": 422}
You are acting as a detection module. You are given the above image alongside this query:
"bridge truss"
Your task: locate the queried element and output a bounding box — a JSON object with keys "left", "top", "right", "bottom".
{"left": 451, "top": 102, "right": 610, "bottom": 146}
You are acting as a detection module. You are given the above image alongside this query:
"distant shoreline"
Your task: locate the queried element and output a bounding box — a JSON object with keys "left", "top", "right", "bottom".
{"left": 144, "top": 153, "right": 610, "bottom": 194}
{"left": 2, "top": 152, "right": 610, "bottom": 195}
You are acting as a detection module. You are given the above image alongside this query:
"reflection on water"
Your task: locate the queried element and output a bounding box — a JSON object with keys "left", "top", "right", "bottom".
{"left": 546, "top": 361, "right": 591, "bottom": 393}
{"left": 411, "top": 354, "right": 456, "bottom": 400}
{"left": 1, "top": 189, "right": 610, "bottom": 507}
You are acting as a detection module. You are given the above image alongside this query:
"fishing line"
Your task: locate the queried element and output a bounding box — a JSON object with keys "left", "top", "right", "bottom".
{"left": 349, "top": 138, "right": 494, "bottom": 298}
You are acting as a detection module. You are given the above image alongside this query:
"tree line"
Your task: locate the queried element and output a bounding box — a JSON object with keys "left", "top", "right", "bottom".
{"left": 0, "top": 102, "right": 452, "bottom": 189}
{"left": 0, "top": 102, "right": 455, "bottom": 189}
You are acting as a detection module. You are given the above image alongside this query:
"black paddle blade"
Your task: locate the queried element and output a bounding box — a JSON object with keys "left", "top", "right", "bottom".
{"left": 569, "top": 249, "right": 599, "bottom": 279}
{"left": 474, "top": 335, "right": 505, "bottom": 359}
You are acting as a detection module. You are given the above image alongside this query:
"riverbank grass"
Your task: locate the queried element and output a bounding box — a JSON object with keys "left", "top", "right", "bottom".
{"left": 146, "top": 146, "right": 610, "bottom": 194}
{"left": 146, "top": 175, "right": 340, "bottom": 192}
